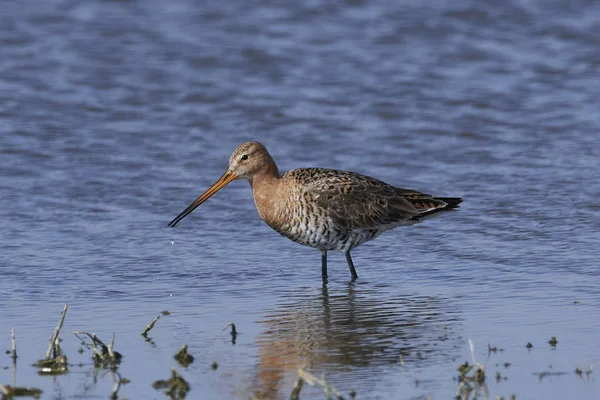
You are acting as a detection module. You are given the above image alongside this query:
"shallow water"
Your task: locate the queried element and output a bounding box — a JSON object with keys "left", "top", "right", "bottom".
{"left": 1, "top": 0, "right": 600, "bottom": 399}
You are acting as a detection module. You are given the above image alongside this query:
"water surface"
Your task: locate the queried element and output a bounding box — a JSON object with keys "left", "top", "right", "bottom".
{"left": 1, "top": 0, "right": 599, "bottom": 399}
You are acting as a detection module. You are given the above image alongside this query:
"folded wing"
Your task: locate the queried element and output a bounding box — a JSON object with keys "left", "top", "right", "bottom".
{"left": 299, "top": 169, "right": 461, "bottom": 230}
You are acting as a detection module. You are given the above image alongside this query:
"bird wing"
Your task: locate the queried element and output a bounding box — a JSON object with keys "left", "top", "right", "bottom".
{"left": 296, "top": 168, "right": 427, "bottom": 230}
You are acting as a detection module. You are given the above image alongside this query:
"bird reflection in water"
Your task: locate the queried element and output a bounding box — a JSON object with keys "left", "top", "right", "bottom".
{"left": 251, "top": 282, "right": 462, "bottom": 399}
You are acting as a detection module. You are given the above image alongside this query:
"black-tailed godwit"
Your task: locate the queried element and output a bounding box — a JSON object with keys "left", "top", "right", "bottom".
{"left": 168, "top": 141, "right": 462, "bottom": 280}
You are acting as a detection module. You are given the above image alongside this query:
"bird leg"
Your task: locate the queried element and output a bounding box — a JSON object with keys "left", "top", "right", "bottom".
{"left": 321, "top": 249, "right": 328, "bottom": 280}
{"left": 344, "top": 252, "right": 358, "bottom": 280}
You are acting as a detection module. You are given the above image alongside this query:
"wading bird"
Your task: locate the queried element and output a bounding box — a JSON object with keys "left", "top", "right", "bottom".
{"left": 169, "top": 142, "right": 462, "bottom": 280}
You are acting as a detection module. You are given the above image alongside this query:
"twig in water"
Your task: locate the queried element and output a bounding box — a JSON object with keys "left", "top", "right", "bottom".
{"left": 142, "top": 315, "right": 160, "bottom": 336}
{"left": 11, "top": 328, "right": 17, "bottom": 360}
{"left": 45, "top": 304, "right": 68, "bottom": 360}
{"left": 74, "top": 331, "right": 108, "bottom": 352}
{"left": 222, "top": 323, "right": 238, "bottom": 344}
{"left": 110, "top": 370, "right": 130, "bottom": 400}
{"left": 456, "top": 339, "right": 488, "bottom": 399}
{"left": 290, "top": 375, "right": 304, "bottom": 400}
{"left": 73, "top": 331, "right": 121, "bottom": 365}
{"left": 222, "top": 323, "right": 237, "bottom": 335}
{"left": 297, "top": 369, "right": 345, "bottom": 400}
{"left": 110, "top": 373, "right": 121, "bottom": 400}
{"left": 34, "top": 305, "right": 69, "bottom": 375}
{"left": 11, "top": 329, "right": 16, "bottom": 388}
{"left": 108, "top": 333, "right": 116, "bottom": 359}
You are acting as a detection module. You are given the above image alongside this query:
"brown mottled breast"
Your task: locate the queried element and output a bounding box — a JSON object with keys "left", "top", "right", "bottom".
{"left": 251, "top": 174, "right": 294, "bottom": 234}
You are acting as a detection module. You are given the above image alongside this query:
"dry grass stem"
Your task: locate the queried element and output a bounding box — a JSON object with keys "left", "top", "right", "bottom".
{"left": 290, "top": 375, "right": 304, "bottom": 400}
{"left": 45, "top": 304, "right": 68, "bottom": 360}
{"left": 142, "top": 315, "right": 160, "bottom": 336}
{"left": 11, "top": 328, "right": 17, "bottom": 360}
{"left": 297, "top": 369, "right": 345, "bottom": 400}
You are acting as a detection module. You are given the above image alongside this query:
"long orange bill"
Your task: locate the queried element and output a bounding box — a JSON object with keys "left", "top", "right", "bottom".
{"left": 168, "top": 170, "right": 237, "bottom": 227}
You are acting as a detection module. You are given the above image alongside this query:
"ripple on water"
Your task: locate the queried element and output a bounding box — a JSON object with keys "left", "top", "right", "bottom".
{"left": 2, "top": 0, "right": 600, "bottom": 399}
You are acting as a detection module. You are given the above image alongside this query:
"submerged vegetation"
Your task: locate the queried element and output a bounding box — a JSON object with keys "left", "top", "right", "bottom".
{"left": 152, "top": 369, "right": 190, "bottom": 400}
{"left": 174, "top": 345, "right": 194, "bottom": 368}
{"left": 456, "top": 340, "right": 487, "bottom": 400}
{"left": 1, "top": 306, "right": 595, "bottom": 399}
{"left": 33, "top": 304, "right": 69, "bottom": 376}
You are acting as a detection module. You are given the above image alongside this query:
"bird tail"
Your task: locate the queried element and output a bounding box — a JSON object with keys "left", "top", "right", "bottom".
{"left": 409, "top": 196, "right": 463, "bottom": 220}
{"left": 435, "top": 197, "right": 463, "bottom": 210}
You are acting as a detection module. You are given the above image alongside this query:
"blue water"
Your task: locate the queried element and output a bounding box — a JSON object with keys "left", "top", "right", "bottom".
{"left": 1, "top": 0, "right": 600, "bottom": 399}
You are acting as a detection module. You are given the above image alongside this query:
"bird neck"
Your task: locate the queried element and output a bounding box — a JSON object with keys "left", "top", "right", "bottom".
{"left": 250, "top": 167, "right": 283, "bottom": 227}
{"left": 250, "top": 167, "right": 281, "bottom": 198}
{"left": 249, "top": 155, "right": 280, "bottom": 186}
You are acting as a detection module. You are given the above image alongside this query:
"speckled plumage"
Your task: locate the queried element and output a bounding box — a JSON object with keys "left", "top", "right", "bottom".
{"left": 256, "top": 167, "right": 461, "bottom": 253}
{"left": 169, "top": 141, "right": 462, "bottom": 280}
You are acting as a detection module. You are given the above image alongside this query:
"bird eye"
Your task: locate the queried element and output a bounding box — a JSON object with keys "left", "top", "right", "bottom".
{"left": 241, "top": 154, "right": 249, "bottom": 160}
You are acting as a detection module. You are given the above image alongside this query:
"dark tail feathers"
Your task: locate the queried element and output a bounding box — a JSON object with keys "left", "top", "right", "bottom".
{"left": 435, "top": 197, "right": 463, "bottom": 210}
{"left": 410, "top": 196, "right": 463, "bottom": 220}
